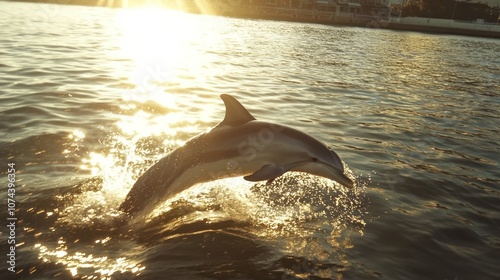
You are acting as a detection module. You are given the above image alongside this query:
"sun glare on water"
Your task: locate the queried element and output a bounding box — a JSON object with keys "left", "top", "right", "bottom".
{"left": 117, "top": 7, "right": 194, "bottom": 58}
{"left": 75, "top": 7, "right": 218, "bottom": 206}
{"left": 78, "top": 6, "right": 220, "bottom": 191}
{"left": 113, "top": 6, "right": 220, "bottom": 105}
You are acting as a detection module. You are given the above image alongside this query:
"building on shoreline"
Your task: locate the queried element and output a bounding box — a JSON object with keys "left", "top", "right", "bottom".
{"left": 209, "top": 0, "right": 500, "bottom": 38}
{"left": 201, "top": 0, "right": 389, "bottom": 26}
{"left": 235, "top": 0, "right": 390, "bottom": 20}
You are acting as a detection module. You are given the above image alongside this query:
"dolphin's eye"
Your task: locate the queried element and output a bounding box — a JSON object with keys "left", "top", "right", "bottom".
{"left": 311, "top": 157, "right": 319, "bottom": 162}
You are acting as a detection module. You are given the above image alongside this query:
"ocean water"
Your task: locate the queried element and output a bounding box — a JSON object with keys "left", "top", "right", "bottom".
{"left": 1, "top": 1, "right": 499, "bottom": 279}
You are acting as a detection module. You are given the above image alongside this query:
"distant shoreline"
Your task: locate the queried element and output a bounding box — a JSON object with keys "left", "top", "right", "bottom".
{"left": 6, "top": 0, "right": 500, "bottom": 39}
{"left": 384, "top": 17, "right": 500, "bottom": 39}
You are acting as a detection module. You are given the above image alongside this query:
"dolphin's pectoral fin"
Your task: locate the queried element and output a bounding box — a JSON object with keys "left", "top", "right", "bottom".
{"left": 243, "top": 164, "right": 287, "bottom": 182}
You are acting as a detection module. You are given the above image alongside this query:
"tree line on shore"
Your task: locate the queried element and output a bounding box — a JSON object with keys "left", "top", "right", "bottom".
{"left": 402, "top": 0, "right": 500, "bottom": 23}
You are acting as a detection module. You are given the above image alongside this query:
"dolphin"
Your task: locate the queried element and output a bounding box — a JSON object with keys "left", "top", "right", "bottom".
{"left": 119, "top": 94, "right": 353, "bottom": 219}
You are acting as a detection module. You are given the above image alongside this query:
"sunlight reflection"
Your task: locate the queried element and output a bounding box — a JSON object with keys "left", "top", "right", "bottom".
{"left": 115, "top": 110, "right": 197, "bottom": 137}
{"left": 81, "top": 152, "right": 115, "bottom": 176}
{"left": 78, "top": 109, "right": 201, "bottom": 204}
{"left": 63, "top": 129, "right": 86, "bottom": 157}
{"left": 68, "top": 129, "right": 85, "bottom": 140}
{"left": 116, "top": 7, "right": 204, "bottom": 102}
{"left": 36, "top": 242, "right": 145, "bottom": 279}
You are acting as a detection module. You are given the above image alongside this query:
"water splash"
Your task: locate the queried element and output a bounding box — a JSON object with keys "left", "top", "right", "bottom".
{"left": 136, "top": 171, "right": 368, "bottom": 279}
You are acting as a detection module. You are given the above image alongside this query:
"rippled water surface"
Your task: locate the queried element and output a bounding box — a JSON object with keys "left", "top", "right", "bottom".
{"left": 1, "top": 1, "right": 499, "bottom": 279}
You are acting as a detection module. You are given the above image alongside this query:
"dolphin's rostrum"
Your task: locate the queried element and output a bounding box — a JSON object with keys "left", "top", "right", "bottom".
{"left": 119, "top": 94, "right": 354, "bottom": 219}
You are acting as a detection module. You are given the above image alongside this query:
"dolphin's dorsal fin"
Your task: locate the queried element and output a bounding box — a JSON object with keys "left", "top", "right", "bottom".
{"left": 218, "top": 94, "right": 256, "bottom": 127}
